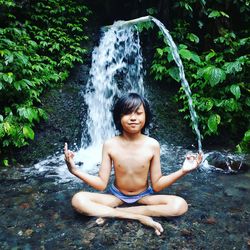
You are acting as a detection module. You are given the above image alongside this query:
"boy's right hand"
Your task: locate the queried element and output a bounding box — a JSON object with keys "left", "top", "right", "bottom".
{"left": 64, "top": 143, "right": 76, "bottom": 173}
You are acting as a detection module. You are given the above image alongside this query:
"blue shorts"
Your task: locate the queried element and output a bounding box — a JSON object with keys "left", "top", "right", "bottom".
{"left": 109, "top": 184, "right": 154, "bottom": 204}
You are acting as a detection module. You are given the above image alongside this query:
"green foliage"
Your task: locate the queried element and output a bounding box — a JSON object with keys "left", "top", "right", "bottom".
{"left": 150, "top": 0, "right": 250, "bottom": 152}
{"left": 236, "top": 129, "right": 250, "bottom": 153}
{"left": 0, "top": 0, "right": 91, "bottom": 164}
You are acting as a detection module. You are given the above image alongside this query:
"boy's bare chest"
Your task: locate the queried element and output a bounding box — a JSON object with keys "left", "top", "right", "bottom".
{"left": 111, "top": 145, "right": 153, "bottom": 172}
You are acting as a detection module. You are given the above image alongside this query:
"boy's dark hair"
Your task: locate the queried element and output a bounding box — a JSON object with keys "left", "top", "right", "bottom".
{"left": 113, "top": 93, "right": 151, "bottom": 134}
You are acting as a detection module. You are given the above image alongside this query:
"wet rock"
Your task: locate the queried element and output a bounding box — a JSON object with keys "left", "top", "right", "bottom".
{"left": 17, "top": 230, "right": 23, "bottom": 236}
{"left": 19, "top": 202, "right": 30, "bottom": 209}
{"left": 204, "top": 217, "right": 217, "bottom": 224}
{"left": 205, "top": 151, "right": 249, "bottom": 172}
{"left": 224, "top": 187, "right": 240, "bottom": 197}
{"left": 136, "top": 229, "right": 144, "bottom": 237}
{"left": 24, "top": 229, "right": 33, "bottom": 237}
{"left": 82, "top": 232, "right": 96, "bottom": 244}
{"left": 37, "top": 223, "right": 45, "bottom": 228}
{"left": 180, "top": 229, "right": 192, "bottom": 237}
{"left": 52, "top": 212, "right": 59, "bottom": 220}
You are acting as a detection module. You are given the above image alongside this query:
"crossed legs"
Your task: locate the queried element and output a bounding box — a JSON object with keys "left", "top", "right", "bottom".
{"left": 71, "top": 191, "right": 188, "bottom": 235}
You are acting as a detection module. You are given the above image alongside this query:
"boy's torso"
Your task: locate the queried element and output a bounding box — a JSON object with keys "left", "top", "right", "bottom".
{"left": 108, "top": 135, "right": 156, "bottom": 195}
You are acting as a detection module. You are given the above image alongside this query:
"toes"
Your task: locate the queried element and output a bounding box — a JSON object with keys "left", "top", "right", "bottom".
{"left": 155, "top": 229, "right": 161, "bottom": 236}
{"left": 154, "top": 222, "right": 164, "bottom": 235}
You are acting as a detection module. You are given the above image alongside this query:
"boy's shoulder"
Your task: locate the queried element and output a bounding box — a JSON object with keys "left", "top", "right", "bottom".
{"left": 143, "top": 135, "right": 160, "bottom": 148}
{"left": 103, "top": 136, "right": 120, "bottom": 147}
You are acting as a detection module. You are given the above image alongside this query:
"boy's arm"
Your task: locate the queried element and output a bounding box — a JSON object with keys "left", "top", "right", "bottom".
{"left": 150, "top": 142, "right": 202, "bottom": 192}
{"left": 64, "top": 142, "right": 112, "bottom": 191}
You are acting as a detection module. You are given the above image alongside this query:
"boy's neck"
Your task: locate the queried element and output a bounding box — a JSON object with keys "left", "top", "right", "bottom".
{"left": 121, "top": 131, "right": 143, "bottom": 141}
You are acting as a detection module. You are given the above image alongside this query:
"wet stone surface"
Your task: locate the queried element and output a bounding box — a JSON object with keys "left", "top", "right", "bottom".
{"left": 0, "top": 164, "right": 250, "bottom": 249}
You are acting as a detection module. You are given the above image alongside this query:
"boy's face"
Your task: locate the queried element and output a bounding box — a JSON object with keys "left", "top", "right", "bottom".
{"left": 120, "top": 104, "right": 146, "bottom": 134}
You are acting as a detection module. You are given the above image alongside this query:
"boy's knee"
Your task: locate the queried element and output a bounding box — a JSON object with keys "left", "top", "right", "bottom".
{"left": 71, "top": 192, "right": 89, "bottom": 211}
{"left": 173, "top": 197, "right": 188, "bottom": 216}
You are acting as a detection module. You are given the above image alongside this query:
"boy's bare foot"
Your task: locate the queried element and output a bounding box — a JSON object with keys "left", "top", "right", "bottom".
{"left": 139, "top": 216, "right": 164, "bottom": 236}
{"left": 95, "top": 217, "right": 106, "bottom": 225}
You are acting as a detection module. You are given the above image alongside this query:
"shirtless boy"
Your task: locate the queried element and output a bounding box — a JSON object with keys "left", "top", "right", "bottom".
{"left": 64, "top": 93, "right": 202, "bottom": 236}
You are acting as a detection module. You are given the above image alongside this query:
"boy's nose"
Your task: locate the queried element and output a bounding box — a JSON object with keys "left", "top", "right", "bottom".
{"left": 130, "top": 113, "right": 136, "bottom": 120}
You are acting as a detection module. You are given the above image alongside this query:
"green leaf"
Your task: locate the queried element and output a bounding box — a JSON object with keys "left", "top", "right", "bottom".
{"left": 220, "top": 11, "right": 229, "bottom": 18}
{"left": 246, "top": 97, "right": 250, "bottom": 107}
{"left": 230, "top": 85, "right": 241, "bottom": 99}
{"left": 146, "top": 8, "right": 157, "bottom": 15}
{"left": 3, "top": 122, "right": 11, "bottom": 133}
{"left": 223, "top": 61, "right": 243, "bottom": 74}
{"left": 3, "top": 159, "right": 9, "bottom": 167}
{"left": 208, "top": 10, "right": 221, "bottom": 18}
{"left": 243, "top": 130, "right": 250, "bottom": 142}
{"left": 156, "top": 48, "right": 164, "bottom": 57}
{"left": 0, "top": 123, "right": 5, "bottom": 137}
{"left": 3, "top": 73, "right": 14, "bottom": 84}
{"left": 179, "top": 49, "right": 193, "bottom": 60}
{"left": 208, "top": 10, "right": 229, "bottom": 19}
{"left": 187, "top": 33, "right": 199, "bottom": 43}
{"left": 23, "top": 125, "right": 35, "bottom": 140}
{"left": 199, "top": 66, "right": 226, "bottom": 86}
{"left": 168, "top": 67, "right": 180, "bottom": 82}
{"left": 179, "top": 48, "right": 200, "bottom": 63}
{"left": 205, "top": 99, "right": 214, "bottom": 111}
{"left": 205, "top": 51, "right": 216, "bottom": 61}
{"left": 223, "top": 98, "right": 239, "bottom": 112}
{"left": 208, "top": 114, "right": 221, "bottom": 133}
{"left": 4, "top": 53, "right": 14, "bottom": 65}
{"left": 18, "top": 107, "right": 39, "bottom": 122}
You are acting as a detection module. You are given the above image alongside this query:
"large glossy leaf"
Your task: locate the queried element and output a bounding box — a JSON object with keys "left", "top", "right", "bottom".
{"left": 208, "top": 114, "right": 221, "bottom": 133}
{"left": 230, "top": 85, "right": 241, "bottom": 99}
{"left": 200, "top": 66, "right": 226, "bottom": 86}
{"left": 23, "top": 125, "right": 35, "bottom": 140}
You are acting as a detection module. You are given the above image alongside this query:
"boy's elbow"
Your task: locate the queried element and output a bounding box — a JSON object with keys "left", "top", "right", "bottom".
{"left": 97, "top": 186, "right": 106, "bottom": 192}
{"left": 152, "top": 183, "right": 161, "bottom": 193}
{"left": 97, "top": 182, "right": 108, "bottom": 191}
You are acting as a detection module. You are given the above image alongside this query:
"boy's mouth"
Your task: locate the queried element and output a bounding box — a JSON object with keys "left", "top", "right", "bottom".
{"left": 128, "top": 123, "right": 139, "bottom": 125}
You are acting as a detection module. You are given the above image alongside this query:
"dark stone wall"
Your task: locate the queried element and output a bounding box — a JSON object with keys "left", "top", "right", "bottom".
{"left": 85, "top": 0, "right": 172, "bottom": 27}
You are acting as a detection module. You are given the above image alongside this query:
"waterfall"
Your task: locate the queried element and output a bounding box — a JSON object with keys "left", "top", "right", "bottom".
{"left": 75, "top": 21, "right": 145, "bottom": 171}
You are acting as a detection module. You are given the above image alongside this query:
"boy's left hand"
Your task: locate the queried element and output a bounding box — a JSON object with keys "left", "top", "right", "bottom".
{"left": 182, "top": 152, "right": 203, "bottom": 173}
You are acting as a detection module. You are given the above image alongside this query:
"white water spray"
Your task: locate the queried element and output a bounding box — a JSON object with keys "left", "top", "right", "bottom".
{"left": 75, "top": 21, "right": 145, "bottom": 171}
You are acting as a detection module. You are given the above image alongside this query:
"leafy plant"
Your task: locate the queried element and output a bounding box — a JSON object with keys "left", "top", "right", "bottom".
{"left": 0, "top": 0, "right": 91, "bottom": 165}
{"left": 150, "top": 0, "right": 250, "bottom": 151}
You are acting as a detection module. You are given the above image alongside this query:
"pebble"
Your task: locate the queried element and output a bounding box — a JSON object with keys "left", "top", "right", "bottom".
{"left": 205, "top": 217, "right": 217, "bottom": 224}
{"left": 181, "top": 229, "right": 192, "bottom": 237}
{"left": 24, "top": 229, "right": 33, "bottom": 237}
{"left": 19, "top": 202, "right": 30, "bottom": 209}
{"left": 136, "top": 229, "right": 144, "bottom": 237}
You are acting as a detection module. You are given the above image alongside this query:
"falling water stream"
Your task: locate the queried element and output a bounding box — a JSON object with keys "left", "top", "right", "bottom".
{"left": 151, "top": 17, "right": 202, "bottom": 152}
